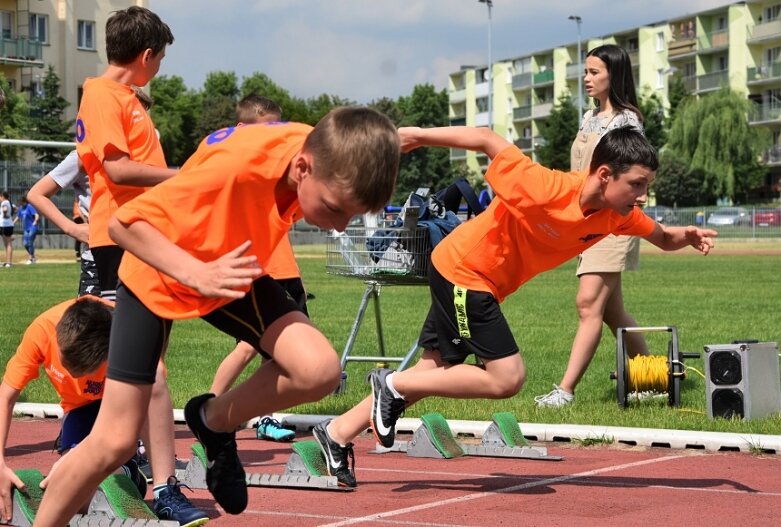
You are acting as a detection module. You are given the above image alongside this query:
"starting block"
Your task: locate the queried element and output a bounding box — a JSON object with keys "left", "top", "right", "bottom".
{"left": 4, "top": 469, "right": 176, "bottom": 527}
{"left": 371, "top": 412, "right": 562, "bottom": 461}
{"left": 177, "top": 442, "right": 352, "bottom": 492}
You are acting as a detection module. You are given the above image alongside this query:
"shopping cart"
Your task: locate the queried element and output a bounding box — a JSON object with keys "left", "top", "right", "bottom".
{"left": 326, "top": 219, "right": 431, "bottom": 393}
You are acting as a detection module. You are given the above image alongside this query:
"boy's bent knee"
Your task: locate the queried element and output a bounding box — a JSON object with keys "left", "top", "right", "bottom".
{"left": 291, "top": 353, "right": 340, "bottom": 397}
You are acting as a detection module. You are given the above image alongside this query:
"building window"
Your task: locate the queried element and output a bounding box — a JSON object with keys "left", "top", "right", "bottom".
{"left": 476, "top": 97, "right": 489, "bottom": 113}
{"left": 765, "top": 4, "right": 780, "bottom": 22}
{"left": 77, "top": 20, "right": 95, "bottom": 50}
{"left": 718, "top": 55, "right": 728, "bottom": 71}
{"left": 627, "top": 38, "right": 639, "bottom": 52}
{"left": 29, "top": 14, "right": 48, "bottom": 44}
{"left": 683, "top": 62, "right": 696, "bottom": 78}
{"left": 0, "top": 11, "right": 12, "bottom": 39}
{"left": 657, "top": 69, "right": 665, "bottom": 88}
{"left": 656, "top": 32, "right": 665, "bottom": 51}
{"left": 716, "top": 16, "right": 727, "bottom": 31}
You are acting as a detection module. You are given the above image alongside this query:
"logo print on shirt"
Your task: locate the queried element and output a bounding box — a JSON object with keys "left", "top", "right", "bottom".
{"left": 84, "top": 379, "right": 104, "bottom": 395}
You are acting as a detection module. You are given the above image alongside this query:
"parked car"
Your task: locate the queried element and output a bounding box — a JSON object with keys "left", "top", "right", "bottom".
{"left": 643, "top": 205, "right": 677, "bottom": 224}
{"left": 753, "top": 208, "right": 781, "bottom": 227}
{"left": 707, "top": 207, "right": 751, "bottom": 226}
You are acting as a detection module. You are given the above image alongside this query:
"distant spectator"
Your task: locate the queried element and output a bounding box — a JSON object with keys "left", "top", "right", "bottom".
{"left": 1, "top": 192, "right": 14, "bottom": 267}
{"left": 14, "top": 196, "right": 39, "bottom": 264}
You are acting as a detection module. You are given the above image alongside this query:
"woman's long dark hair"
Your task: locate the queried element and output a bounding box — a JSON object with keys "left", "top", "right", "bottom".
{"left": 587, "top": 44, "right": 644, "bottom": 122}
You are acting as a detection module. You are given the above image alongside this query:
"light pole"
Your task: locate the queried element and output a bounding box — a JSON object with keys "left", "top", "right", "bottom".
{"left": 479, "top": 0, "right": 493, "bottom": 130}
{"left": 568, "top": 15, "right": 583, "bottom": 124}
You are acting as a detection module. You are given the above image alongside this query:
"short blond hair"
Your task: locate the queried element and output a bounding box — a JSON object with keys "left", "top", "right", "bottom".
{"left": 304, "top": 107, "right": 399, "bottom": 211}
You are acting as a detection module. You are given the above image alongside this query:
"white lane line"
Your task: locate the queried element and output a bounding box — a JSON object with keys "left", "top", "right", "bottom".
{"left": 317, "top": 454, "right": 687, "bottom": 527}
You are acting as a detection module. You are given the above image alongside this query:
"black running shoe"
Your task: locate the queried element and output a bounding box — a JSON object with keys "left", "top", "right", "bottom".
{"left": 368, "top": 369, "right": 406, "bottom": 448}
{"left": 184, "top": 393, "right": 247, "bottom": 514}
{"left": 121, "top": 457, "right": 148, "bottom": 499}
{"left": 312, "top": 420, "right": 356, "bottom": 488}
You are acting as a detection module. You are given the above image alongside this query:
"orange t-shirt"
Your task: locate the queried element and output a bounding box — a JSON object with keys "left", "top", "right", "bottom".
{"left": 264, "top": 234, "right": 300, "bottom": 280}
{"left": 432, "top": 145, "right": 655, "bottom": 302}
{"left": 75, "top": 77, "right": 167, "bottom": 248}
{"left": 3, "top": 298, "right": 111, "bottom": 413}
{"left": 115, "top": 122, "right": 311, "bottom": 319}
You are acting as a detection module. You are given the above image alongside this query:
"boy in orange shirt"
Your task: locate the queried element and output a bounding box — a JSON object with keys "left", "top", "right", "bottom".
{"left": 312, "top": 125, "right": 718, "bottom": 488}
{"left": 0, "top": 297, "right": 147, "bottom": 520}
{"left": 209, "top": 94, "right": 301, "bottom": 442}
{"left": 34, "top": 106, "right": 400, "bottom": 523}
{"left": 74, "top": 7, "right": 207, "bottom": 526}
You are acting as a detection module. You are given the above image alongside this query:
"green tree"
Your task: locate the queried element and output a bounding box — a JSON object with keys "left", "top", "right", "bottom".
{"left": 653, "top": 150, "right": 704, "bottom": 206}
{"left": 305, "top": 93, "right": 353, "bottom": 124}
{"left": 150, "top": 75, "right": 201, "bottom": 166}
{"left": 369, "top": 96, "right": 403, "bottom": 126}
{"left": 393, "top": 84, "right": 452, "bottom": 203}
{"left": 194, "top": 71, "right": 240, "bottom": 142}
{"left": 666, "top": 73, "right": 690, "bottom": 127}
{"left": 536, "top": 92, "right": 578, "bottom": 170}
{"left": 0, "top": 74, "right": 31, "bottom": 162}
{"left": 638, "top": 88, "right": 666, "bottom": 152}
{"left": 666, "top": 87, "right": 769, "bottom": 203}
{"left": 29, "top": 65, "right": 73, "bottom": 162}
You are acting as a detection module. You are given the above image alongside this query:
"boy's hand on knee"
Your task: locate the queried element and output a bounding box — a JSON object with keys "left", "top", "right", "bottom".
{"left": 191, "top": 240, "right": 263, "bottom": 298}
{"left": 39, "top": 450, "right": 70, "bottom": 490}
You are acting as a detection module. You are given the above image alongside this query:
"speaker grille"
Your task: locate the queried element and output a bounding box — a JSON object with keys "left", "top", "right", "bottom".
{"left": 711, "top": 388, "right": 744, "bottom": 419}
{"left": 709, "top": 350, "right": 742, "bottom": 385}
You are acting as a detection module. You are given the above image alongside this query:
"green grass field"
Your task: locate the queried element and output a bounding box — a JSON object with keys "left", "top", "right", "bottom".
{"left": 1, "top": 244, "right": 779, "bottom": 436}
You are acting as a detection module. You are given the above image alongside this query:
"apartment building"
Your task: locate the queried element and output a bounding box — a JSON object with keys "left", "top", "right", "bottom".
{"left": 449, "top": 0, "right": 781, "bottom": 195}
{"left": 0, "top": 0, "right": 147, "bottom": 123}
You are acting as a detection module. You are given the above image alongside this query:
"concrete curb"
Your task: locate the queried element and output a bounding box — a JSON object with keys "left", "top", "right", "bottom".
{"left": 14, "top": 403, "right": 780, "bottom": 455}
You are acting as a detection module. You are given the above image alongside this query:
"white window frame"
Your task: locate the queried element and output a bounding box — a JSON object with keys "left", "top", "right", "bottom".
{"left": 657, "top": 69, "right": 665, "bottom": 89}
{"left": 656, "top": 31, "right": 665, "bottom": 52}
{"left": 29, "top": 13, "right": 48, "bottom": 44}
{"left": 77, "top": 20, "right": 96, "bottom": 50}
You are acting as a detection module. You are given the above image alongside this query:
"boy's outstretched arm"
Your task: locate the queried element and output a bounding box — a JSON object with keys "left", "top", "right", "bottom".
{"left": 108, "top": 217, "right": 262, "bottom": 298}
{"left": 27, "top": 177, "right": 89, "bottom": 244}
{"left": 398, "top": 126, "right": 510, "bottom": 160}
{"left": 643, "top": 224, "right": 718, "bottom": 254}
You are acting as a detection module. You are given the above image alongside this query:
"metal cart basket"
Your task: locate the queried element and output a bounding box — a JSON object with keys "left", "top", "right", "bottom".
{"left": 326, "top": 223, "right": 431, "bottom": 392}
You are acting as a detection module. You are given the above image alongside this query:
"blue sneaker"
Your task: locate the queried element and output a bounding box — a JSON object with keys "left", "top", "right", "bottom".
{"left": 152, "top": 476, "right": 209, "bottom": 527}
{"left": 256, "top": 416, "right": 295, "bottom": 442}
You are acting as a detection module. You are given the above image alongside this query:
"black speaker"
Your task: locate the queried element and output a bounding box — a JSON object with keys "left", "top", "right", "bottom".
{"left": 703, "top": 341, "right": 780, "bottom": 420}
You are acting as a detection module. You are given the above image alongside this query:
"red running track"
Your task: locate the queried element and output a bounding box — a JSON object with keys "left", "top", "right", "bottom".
{"left": 6, "top": 417, "right": 781, "bottom": 527}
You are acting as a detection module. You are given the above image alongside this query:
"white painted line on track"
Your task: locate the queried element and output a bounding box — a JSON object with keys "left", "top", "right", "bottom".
{"left": 317, "top": 454, "right": 687, "bottom": 527}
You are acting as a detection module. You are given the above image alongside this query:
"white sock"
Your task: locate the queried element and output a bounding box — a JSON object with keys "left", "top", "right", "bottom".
{"left": 326, "top": 422, "right": 348, "bottom": 448}
{"left": 385, "top": 373, "right": 404, "bottom": 399}
{"left": 199, "top": 405, "right": 216, "bottom": 432}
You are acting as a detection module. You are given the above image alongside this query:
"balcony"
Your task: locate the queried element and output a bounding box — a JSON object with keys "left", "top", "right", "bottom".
{"left": 747, "top": 62, "right": 781, "bottom": 85}
{"left": 532, "top": 102, "right": 553, "bottom": 119}
{"left": 533, "top": 70, "right": 554, "bottom": 85}
{"left": 668, "top": 37, "right": 697, "bottom": 59}
{"left": 513, "top": 105, "right": 531, "bottom": 121}
{"left": 512, "top": 72, "right": 532, "bottom": 90}
{"left": 763, "top": 145, "right": 781, "bottom": 165}
{"left": 0, "top": 37, "right": 43, "bottom": 66}
{"left": 450, "top": 88, "right": 466, "bottom": 103}
{"left": 514, "top": 137, "right": 533, "bottom": 150}
{"left": 749, "top": 103, "right": 781, "bottom": 124}
{"left": 696, "top": 70, "right": 729, "bottom": 92}
{"left": 566, "top": 63, "right": 581, "bottom": 80}
{"left": 450, "top": 148, "right": 467, "bottom": 159}
{"left": 698, "top": 29, "right": 729, "bottom": 52}
{"left": 450, "top": 116, "right": 466, "bottom": 126}
{"left": 748, "top": 18, "right": 781, "bottom": 44}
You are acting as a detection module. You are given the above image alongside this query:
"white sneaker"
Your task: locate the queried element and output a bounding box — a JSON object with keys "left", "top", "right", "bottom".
{"left": 25, "top": 258, "right": 35, "bottom": 265}
{"left": 534, "top": 384, "right": 574, "bottom": 408}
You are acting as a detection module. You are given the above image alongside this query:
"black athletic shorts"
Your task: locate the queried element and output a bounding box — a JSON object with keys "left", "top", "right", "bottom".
{"left": 417, "top": 265, "right": 518, "bottom": 365}
{"left": 91, "top": 245, "right": 124, "bottom": 301}
{"left": 106, "top": 276, "right": 304, "bottom": 384}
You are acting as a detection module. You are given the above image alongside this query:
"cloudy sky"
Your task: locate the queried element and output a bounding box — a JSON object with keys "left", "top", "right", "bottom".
{"left": 154, "top": 0, "right": 733, "bottom": 103}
